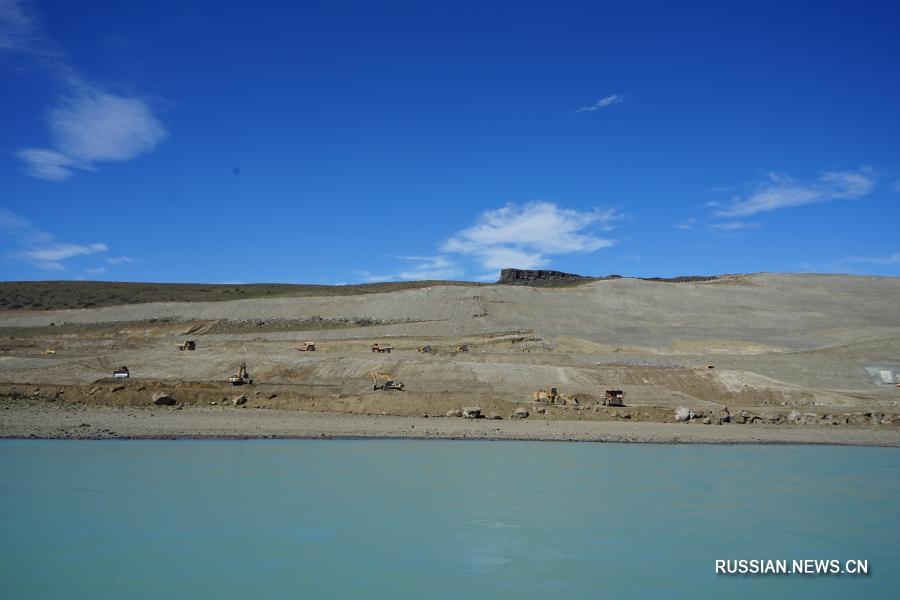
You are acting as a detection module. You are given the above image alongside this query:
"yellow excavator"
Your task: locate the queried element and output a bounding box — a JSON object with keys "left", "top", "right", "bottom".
{"left": 228, "top": 362, "right": 253, "bottom": 386}
{"left": 368, "top": 370, "right": 404, "bottom": 391}
{"left": 41, "top": 348, "right": 56, "bottom": 356}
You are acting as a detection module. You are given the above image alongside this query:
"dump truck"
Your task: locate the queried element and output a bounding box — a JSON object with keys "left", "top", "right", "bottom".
{"left": 113, "top": 366, "right": 130, "bottom": 378}
{"left": 228, "top": 362, "right": 253, "bottom": 386}
{"left": 296, "top": 342, "right": 316, "bottom": 351}
{"left": 603, "top": 389, "right": 626, "bottom": 406}
{"left": 177, "top": 340, "right": 196, "bottom": 351}
{"left": 371, "top": 343, "right": 392, "bottom": 353}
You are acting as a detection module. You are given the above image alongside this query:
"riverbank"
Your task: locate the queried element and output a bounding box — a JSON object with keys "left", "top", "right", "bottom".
{"left": 3, "top": 403, "right": 900, "bottom": 446}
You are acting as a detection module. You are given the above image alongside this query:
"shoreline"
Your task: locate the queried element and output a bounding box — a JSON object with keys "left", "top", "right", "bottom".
{"left": 3, "top": 404, "right": 900, "bottom": 447}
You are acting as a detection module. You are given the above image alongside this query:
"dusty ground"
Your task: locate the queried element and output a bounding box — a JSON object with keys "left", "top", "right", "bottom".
{"left": 2, "top": 401, "right": 899, "bottom": 445}
{"left": 2, "top": 273, "right": 899, "bottom": 444}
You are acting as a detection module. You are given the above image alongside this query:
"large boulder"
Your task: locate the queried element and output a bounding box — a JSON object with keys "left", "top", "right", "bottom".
{"left": 232, "top": 395, "right": 248, "bottom": 406}
{"left": 446, "top": 408, "right": 463, "bottom": 418}
{"left": 462, "top": 407, "right": 482, "bottom": 419}
{"left": 674, "top": 406, "right": 691, "bottom": 422}
{"left": 511, "top": 407, "right": 529, "bottom": 419}
{"left": 152, "top": 392, "right": 176, "bottom": 406}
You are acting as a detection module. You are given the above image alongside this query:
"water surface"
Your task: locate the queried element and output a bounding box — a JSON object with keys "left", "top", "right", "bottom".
{"left": 1, "top": 440, "right": 898, "bottom": 598}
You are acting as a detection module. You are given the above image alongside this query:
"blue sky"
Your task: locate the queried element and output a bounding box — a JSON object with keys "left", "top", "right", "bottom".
{"left": 1, "top": 0, "right": 899, "bottom": 283}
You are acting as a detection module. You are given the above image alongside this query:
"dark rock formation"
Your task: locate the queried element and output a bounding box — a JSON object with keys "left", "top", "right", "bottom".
{"left": 498, "top": 268, "right": 589, "bottom": 285}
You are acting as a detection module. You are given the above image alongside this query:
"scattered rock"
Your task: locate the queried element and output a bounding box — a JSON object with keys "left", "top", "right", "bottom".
{"left": 511, "top": 407, "right": 529, "bottom": 419}
{"left": 535, "top": 406, "right": 546, "bottom": 414}
{"left": 152, "top": 392, "right": 176, "bottom": 406}
{"left": 233, "top": 395, "right": 247, "bottom": 406}
{"left": 210, "top": 401, "right": 217, "bottom": 406}
{"left": 446, "top": 408, "right": 462, "bottom": 418}
{"left": 702, "top": 417, "right": 711, "bottom": 425}
{"left": 487, "top": 412, "right": 503, "bottom": 420}
{"left": 268, "top": 393, "right": 278, "bottom": 400}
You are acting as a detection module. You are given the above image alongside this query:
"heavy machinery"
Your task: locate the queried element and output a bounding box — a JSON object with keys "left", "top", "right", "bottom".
{"left": 113, "top": 366, "right": 130, "bottom": 378}
{"left": 456, "top": 344, "right": 469, "bottom": 352}
{"left": 532, "top": 387, "right": 578, "bottom": 405}
{"left": 603, "top": 389, "right": 626, "bottom": 407}
{"left": 41, "top": 348, "right": 56, "bottom": 356}
{"left": 369, "top": 371, "right": 404, "bottom": 391}
{"left": 228, "top": 362, "right": 253, "bottom": 386}
{"left": 176, "top": 340, "right": 197, "bottom": 351}
{"left": 417, "top": 345, "right": 432, "bottom": 353}
{"left": 296, "top": 342, "right": 316, "bottom": 351}
{"left": 371, "top": 343, "right": 392, "bottom": 353}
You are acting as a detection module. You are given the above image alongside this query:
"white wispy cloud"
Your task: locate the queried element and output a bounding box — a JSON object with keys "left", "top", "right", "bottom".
{"left": 674, "top": 217, "right": 697, "bottom": 230}
{"left": 0, "top": 0, "right": 35, "bottom": 50}
{"left": 359, "top": 255, "right": 464, "bottom": 282}
{"left": 709, "top": 221, "right": 761, "bottom": 232}
{"left": 105, "top": 255, "right": 133, "bottom": 265}
{"left": 442, "top": 201, "right": 622, "bottom": 270}
{"left": 712, "top": 169, "right": 875, "bottom": 218}
{"left": 574, "top": 94, "right": 624, "bottom": 114}
{"left": 0, "top": 207, "right": 109, "bottom": 270}
{"left": 1, "top": 0, "right": 167, "bottom": 181}
{"left": 358, "top": 202, "right": 622, "bottom": 282}
{"left": 843, "top": 252, "right": 900, "bottom": 265}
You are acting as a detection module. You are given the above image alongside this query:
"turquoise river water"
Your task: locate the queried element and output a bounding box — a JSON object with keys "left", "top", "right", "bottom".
{"left": 1, "top": 440, "right": 898, "bottom": 599}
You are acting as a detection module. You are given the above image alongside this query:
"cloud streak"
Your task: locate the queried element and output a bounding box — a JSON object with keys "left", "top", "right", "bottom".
{"left": 574, "top": 94, "right": 624, "bottom": 113}
{"left": 359, "top": 255, "right": 465, "bottom": 283}
{"left": 712, "top": 169, "right": 874, "bottom": 218}
{"left": 709, "top": 220, "right": 760, "bottom": 232}
{"left": 1, "top": 0, "right": 167, "bottom": 181}
{"left": 0, "top": 207, "right": 109, "bottom": 270}
{"left": 843, "top": 252, "right": 900, "bottom": 266}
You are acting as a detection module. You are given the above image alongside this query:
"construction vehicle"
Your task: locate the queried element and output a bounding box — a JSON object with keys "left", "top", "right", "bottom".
{"left": 369, "top": 371, "right": 404, "bottom": 391}
{"left": 228, "top": 362, "right": 253, "bottom": 386}
{"left": 417, "top": 345, "right": 432, "bottom": 353}
{"left": 603, "top": 389, "right": 626, "bottom": 407}
{"left": 371, "top": 343, "right": 392, "bottom": 353}
{"left": 41, "top": 348, "right": 56, "bottom": 356}
{"left": 296, "top": 341, "right": 316, "bottom": 351}
{"left": 456, "top": 344, "right": 469, "bottom": 353}
{"left": 176, "top": 340, "right": 196, "bottom": 351}
{"left": 113, "top": 366, "right": 130, "bottom": 378}
{"left": 532, "top": 387, "right": 578, "bottom": 405}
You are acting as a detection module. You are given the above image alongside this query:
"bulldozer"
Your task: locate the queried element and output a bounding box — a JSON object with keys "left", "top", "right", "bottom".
{"left": 228, "top": 362, "right": 253, "bottom": 386}
{"left": 532, "top": 387, "right": 577, "bottom": 405}
{"left": 456, "top": 344, "right": 469, "bottom": 353}
{"left": 296, "top": 341, "right": 316, "bottom": 351}
{"left": 176, "top": 340, "right": 196, "bottom": 351}
{"left": 369, "top": 371, "right": 404, "bottom": 391}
